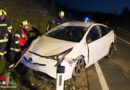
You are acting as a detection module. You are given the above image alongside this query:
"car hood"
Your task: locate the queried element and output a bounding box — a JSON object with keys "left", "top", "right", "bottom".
{"left": 29, "top": 35, "right": 77, "bottom": 56}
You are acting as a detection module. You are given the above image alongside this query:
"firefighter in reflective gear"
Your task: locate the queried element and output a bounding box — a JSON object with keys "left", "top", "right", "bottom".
{"left": 56, "top": 11, "right": 66, "bottom": 25}
{"left": 0, "top": 9, "right": 12, "bottom": 61}
{"left": 10, "top": 20, "right": 30, "bottom": 62}
{"left": 47, "top": 11, "right": 67, "bottom": 31}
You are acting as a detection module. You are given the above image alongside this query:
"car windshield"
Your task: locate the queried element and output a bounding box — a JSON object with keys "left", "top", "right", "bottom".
{"left": 45, "top": 26, "right": 86, "bottom": 42}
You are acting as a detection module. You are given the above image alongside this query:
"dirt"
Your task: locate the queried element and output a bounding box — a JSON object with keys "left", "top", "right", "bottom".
{"left": 64, "top": 69, "right": 88, "bottom": 90}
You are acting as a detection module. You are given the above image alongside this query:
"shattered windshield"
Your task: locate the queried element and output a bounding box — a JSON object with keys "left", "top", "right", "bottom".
{"left": 45, "top": 26, "right": 86, "bottom": 42}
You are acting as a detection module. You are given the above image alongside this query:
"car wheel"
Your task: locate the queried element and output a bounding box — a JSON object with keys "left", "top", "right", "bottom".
{"left": 72, "top": 56, "right": 85, "bottom": 77}
{"left": 106, "top": 44, "right": 114, "bottom": 58}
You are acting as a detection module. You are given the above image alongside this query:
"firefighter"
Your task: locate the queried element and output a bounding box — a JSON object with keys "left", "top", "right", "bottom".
{"left": 10, "top": 20, "right": 30, "bottom": 62}
{"left": 0, "top": 9, "right": 12, "bottom": 62}
{"left": 46, "top": 11, "right": 66, "bottom": 31}
{"left": 56, "top": 11, "right": 66, "bottom": 25}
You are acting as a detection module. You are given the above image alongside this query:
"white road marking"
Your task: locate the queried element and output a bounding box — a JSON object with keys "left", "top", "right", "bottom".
{"left": 117, "top": 36, "right": 130, "bottom": 45}
{"left": 94, "top": 62, "right": 109, "bottom": 90}
{"left": 93, "top": 36, "right": 129, "bottom": 90}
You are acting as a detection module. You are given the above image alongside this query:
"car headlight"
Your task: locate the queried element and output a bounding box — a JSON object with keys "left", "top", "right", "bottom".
{"left": 28, "top": 48, "right": 73, "bottom": 61}
{"left": 50, "top": 47, "right": 73, "bottom": 60}
{"left": 54, "top": 48, "right": 73, "bottom": 67}
{"left": 57, "top": 55, "right": 63, "bottom": 60}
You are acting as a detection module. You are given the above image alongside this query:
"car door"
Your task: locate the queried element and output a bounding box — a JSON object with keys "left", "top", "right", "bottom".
{"left": 86, "top": 25, "right": 103, "bottom": 66}
{"left": 99, "top": 25, "right": 111, "bottom": 57}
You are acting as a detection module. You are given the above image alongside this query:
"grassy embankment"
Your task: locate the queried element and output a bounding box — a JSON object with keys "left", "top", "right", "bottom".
{"left": 0, "top": 0, "right": 56, "bottom": 89}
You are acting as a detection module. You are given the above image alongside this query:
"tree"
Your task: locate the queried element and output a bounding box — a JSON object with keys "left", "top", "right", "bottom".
{"left": 51, "top": 0, "right": 55, "bottom": 12}
{"left": 121, "top": 6, "right": 129, "bottom": 21}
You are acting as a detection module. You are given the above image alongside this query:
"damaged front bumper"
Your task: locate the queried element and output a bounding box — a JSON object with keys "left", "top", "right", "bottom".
{"left": 21, "top": 52, "right": 76, "bottom": 80}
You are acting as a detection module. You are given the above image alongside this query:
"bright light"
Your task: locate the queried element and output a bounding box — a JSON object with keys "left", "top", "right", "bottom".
{"left": 84, "top": 17, "right": 90, "bottom": 23}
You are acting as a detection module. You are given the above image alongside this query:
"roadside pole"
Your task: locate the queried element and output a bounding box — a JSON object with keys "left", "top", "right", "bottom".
{"left": 56, "top": 66, "right": 65, "bottom": 90}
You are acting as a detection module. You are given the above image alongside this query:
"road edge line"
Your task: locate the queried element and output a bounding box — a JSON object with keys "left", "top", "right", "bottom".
{"left": 117, "top": 36, "right": 130, "bottom": 45}
{"left": 94, "top": 62, "right": 109, "bottom": 90}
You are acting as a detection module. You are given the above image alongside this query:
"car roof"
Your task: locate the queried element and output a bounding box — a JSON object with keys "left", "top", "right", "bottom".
{"left": 61, "top": 21, "right": 95, "bottom": 27}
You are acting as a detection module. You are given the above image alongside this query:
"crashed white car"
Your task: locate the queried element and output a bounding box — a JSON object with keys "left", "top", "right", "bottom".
{"left": 21, "top": 21, "right": 115, "bottom": 80}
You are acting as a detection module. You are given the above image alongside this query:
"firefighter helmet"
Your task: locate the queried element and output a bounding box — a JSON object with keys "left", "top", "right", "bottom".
{"left": 59, "top": 11, "right": 64, "bottom": 17}
{"left": 22, "top": 20, "right": 30, "bottom": 27}
{"left": 0, "top": 9, "right": 7, "bottom": 16}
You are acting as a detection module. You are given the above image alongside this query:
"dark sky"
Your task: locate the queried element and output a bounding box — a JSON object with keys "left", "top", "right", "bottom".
{"left": 55, "top": 0, "right": 130, "bottom": 14}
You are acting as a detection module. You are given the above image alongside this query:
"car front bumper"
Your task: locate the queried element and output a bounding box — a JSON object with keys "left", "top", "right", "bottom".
{"left": 21, "top": 53, "right": 76, "bottom": 80}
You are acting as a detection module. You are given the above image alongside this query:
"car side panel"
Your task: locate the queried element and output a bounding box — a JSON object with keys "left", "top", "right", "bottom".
{"left": 87, "top": 39, "right": 103, "bottom": 66}
{"left": 99, "top": 30, "right": 115, "bottom": 57}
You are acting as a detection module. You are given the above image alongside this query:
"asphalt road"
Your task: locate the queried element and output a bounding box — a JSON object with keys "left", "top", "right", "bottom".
{"left": 87, "top": 35, "right": 130, "bottom": 90}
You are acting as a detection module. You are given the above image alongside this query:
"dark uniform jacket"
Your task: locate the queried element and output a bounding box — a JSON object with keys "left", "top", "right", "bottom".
{"left": 56, "top": 17, "right": 66, "bottom": 25}
{"left": 10, "top": 28, "right": 28, "bottom": 52}
{"left": 0, "top": 19, "right": 12, "bottom": 42}
{"left": 0, "top": 19, "right": 12, "bottom": 56}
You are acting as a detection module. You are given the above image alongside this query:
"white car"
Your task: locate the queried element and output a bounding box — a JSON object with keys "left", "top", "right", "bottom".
{"left": 21, "top": 21, "right": 115, "bottom": 80}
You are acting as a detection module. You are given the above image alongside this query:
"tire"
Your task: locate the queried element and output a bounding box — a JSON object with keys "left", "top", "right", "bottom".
{"left": 106, "top": 44, "right": 114, "bottom": 58}
{"left": 72, "top": 56, "right": 85, "bottom": 77}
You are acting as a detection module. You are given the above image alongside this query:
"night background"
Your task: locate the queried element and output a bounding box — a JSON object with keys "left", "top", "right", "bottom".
{"left": 56, "top": 0, "right": 130, "bottom": 14}
{"left": 52, "top": 0, "right": 130, "bottom": 34}
{"left": 0, "top": 0, "right": 130, "bottom": 90}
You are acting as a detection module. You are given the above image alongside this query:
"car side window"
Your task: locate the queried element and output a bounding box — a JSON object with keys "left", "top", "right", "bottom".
{"left": 100, "top": 26, "right": 109, "bottom": 37}
{"left": 86, "top": 26, "right": 100, "bottom": 43}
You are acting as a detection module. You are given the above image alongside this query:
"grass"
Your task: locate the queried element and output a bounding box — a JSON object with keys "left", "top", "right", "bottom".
{"left": 0, "top": 0, "right": 56, "bottom": 34}
{"left": 118, "top": 27, "right": 130, "bottom": 36}
{"left": 64, "top": 69, "right": 88, "bottom": 90}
